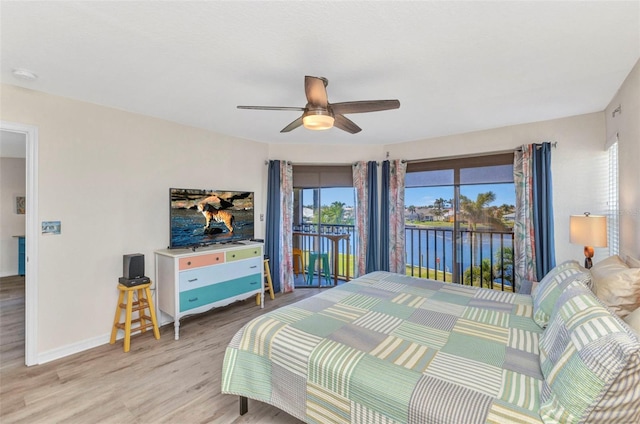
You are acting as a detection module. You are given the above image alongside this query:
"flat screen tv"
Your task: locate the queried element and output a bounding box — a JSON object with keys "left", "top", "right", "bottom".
{"left": 169, "top": 188, "right": 254, "bottom": 249}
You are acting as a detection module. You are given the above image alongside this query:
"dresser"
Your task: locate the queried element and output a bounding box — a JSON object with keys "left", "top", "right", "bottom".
{"left": 155, "top": 242, "right": 264, "bottom": 340}
{"left": 13, "top": 236, "right": 25, "bottom": 276}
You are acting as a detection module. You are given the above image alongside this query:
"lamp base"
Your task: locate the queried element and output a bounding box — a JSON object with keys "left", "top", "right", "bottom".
{"left": 584, "top": 257, "right": 593, "bottom": 269}
{"left": 584, "top": 245, "right": 594, "bottom": 269}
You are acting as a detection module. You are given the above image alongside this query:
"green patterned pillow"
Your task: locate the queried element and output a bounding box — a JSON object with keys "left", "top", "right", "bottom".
{"left": 538, "top": 279, "right": 640, "bottom": 423}
{"left": 532, "top": 260, "right": 589, "bottom": 328}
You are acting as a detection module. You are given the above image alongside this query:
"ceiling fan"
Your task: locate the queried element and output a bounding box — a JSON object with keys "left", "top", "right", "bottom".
{"left": 237, "top": 76, "right": 400, "bottom": 134}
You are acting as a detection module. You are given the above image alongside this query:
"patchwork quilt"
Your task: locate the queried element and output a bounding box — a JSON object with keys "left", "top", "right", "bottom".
{"left": 222, "top": 271, "right": 544, "bottom": 423}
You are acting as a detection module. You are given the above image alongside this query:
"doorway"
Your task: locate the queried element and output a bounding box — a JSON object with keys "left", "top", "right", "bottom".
{"left": 293, "top": 187, "right": 355, "bottom": 288}
{"left": 0, "top": 121, "right": 39, "bottom": 366}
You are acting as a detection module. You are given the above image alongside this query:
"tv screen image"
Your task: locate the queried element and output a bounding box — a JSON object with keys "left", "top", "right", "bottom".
{"left": 169, "top": 188, "right": 254, "bottom": 249}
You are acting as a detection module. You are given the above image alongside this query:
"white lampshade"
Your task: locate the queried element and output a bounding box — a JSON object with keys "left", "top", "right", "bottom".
{"left": 570, "top": 214, "right": 608, "bottom": 247}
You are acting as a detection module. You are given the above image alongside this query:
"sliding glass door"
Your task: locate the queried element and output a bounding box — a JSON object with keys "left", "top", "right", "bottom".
{"left": 293, "top": 187, "right": 355, "bottom": 288}
{"left": 405, "top": 154, "right": 515, "bottom": 291}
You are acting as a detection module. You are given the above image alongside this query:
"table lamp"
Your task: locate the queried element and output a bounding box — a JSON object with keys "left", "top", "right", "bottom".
{"left": 569, "top": 212, "right": 607, "bottom": 269}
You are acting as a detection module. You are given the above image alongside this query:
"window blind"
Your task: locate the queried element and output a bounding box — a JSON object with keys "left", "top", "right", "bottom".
{"left": 608, "top": 140, "right": 619, "bottom": 255}
{"left": 405, "top": 152, "right": 514, "bottom": 187}
{"left": 292, "top": 165, "right": 353, "bottom": 188}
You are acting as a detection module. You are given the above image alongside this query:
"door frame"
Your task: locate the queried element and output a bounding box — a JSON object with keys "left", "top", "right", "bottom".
{"left": 1, "top": 120, "right": 39, "bottom": 366}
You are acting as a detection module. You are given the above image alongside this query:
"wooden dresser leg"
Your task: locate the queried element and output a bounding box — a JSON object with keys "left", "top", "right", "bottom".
{"left": 239, "top": 396, "right": 248, "bottom": 415}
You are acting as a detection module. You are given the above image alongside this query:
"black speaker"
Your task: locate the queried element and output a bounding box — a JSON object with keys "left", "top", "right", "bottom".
{"left": 123, "top": 253, "right": 144, "bottom": 279}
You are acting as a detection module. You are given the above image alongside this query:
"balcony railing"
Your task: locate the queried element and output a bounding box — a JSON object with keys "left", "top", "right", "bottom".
{"left": 292, "top": 223, "right": 515, "bottom": 292}
{"left": 292, "top": 224, "right": 355, "bottom": 283}
{"left": 405, "top": 226, "right": 515, "bottom": 291}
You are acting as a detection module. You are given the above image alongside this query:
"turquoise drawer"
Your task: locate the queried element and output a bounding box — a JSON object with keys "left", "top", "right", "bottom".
{"left": 179, "top": 273, "right": 261, "bottom": 312}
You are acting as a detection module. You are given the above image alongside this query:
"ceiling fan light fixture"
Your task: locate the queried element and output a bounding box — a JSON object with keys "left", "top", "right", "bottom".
{"left": 302, "top": 109, "right": 334, "bottom": 130}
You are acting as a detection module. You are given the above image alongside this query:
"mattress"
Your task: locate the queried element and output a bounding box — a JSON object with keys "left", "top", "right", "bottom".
{"left": 222, "top": 271, "right": 544, "bottom": 423}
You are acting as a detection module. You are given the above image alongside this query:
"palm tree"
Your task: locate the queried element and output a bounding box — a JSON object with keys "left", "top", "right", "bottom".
{"left": 459, "top": 192, "right": 508, "bottom": 264}
{"left": 321, "top": 201, "right": 346, "bottom": 224}
{"left": 459, "top": 192, "right": 497, "bottom": 230}
{"left": 493, "top": 247, "right": 514, "bottom": 288}
{"left": 463, "top": 258, "right": 494, "bottom": 288}
{"left": 432, "top": 198, "right": 447, "bottom": 221}
{"left": 407, "top": 205, "right": 417, "bottom": 220}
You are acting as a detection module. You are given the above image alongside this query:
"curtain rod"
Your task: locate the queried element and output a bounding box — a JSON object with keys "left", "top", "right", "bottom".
{"left": 264, "top": 160, "right": 292, "bottom": 165}
{"left": 515, "top": 141, "right": 558, "bottom": 152}
{"left": 402, "top": 150, "right": 515, "bottom": 165}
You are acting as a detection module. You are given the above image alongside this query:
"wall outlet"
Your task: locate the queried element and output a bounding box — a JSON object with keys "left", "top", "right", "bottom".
{"left": 260, "top": 214, "right": 264, "bottom": 221}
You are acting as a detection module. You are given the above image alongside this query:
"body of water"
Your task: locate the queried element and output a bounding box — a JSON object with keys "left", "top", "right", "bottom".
{"left": 405, "top": 228, "right": 513, "bottom": 274}
{"left": 295, "top": 224, "right": 514, "bottom": 285}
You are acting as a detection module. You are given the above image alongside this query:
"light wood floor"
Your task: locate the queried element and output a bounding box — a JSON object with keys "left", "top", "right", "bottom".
{"left": 0, "top": 275, "right": 321, "bottom": 423}
{"left": 0, "top": 275, "right": 26, "bottom": 371}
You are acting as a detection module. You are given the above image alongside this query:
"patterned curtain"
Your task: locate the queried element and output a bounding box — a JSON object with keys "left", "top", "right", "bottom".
{"left": 279, "top": 162, "right": 295, "bottom": 293}
{"left": 380, "top": 161, "right": 391, "bottom": 271}
{"left": 514, "top": 143, "right": 556, "bottom": 293}
{"left": 352, "top": 161, "right": 368, "bottom": 278}
{"left": 388, "top": 159, "right": 407, "bottom": 274}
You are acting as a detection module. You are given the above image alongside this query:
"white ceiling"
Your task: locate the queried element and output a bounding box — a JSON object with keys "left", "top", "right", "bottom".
{"left": 1, "top": 1, "right": 638, "bottom": 146}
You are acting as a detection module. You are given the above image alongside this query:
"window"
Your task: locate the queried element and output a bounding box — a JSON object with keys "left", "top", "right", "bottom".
{"left": 608, "top": 139, "right": 619, "bottom": 255}
{"left": 405, "top": 153, "right": 515, "bottom": 290}
{"left": 292, "top": 165, "right": 355, "bottom": 287}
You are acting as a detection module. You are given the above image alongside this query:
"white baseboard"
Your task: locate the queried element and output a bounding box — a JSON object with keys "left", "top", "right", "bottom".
{"left": 37, "top": 313, "right": 173, "bottom": 364}
{"left": 37, "top": 333, "right": 113, "bottom": 365}
{"left": 37, "top": 329, "right": 151, "bottom": 365}
{"left": 35, "top": 308, "right": 172, "bottom": 364}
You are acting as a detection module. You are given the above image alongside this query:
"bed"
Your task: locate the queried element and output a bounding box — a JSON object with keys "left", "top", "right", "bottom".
{"left": 221, "top": 268, "right": 640, "bottom": 423}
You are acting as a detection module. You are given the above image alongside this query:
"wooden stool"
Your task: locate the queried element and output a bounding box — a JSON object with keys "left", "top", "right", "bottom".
{"left": 292, "top": 248, "right": 305, "bottom": 277}
{"left": 110, "top": 282, "right": 160, "bottom": 352}
{"left": 256, "top": 258, "right": 275, "bottom": 305}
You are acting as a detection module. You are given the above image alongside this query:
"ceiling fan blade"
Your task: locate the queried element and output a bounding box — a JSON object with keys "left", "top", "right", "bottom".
{"left": 305, "top": 76, "right": 329, "bottom": 107}
{"left": 280, "top": 116, "right": 304, "bottom": 133}
{"left": 334, "top": 114, "right": 362, "bottom": 134}
{"left": 237, "top": 106, "right": 305, "bottom": 111}
{"left": 330, "top": 100, "right": 400, "bottom": 115}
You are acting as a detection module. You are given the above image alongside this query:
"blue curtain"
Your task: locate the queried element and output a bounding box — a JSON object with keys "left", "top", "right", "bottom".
{"left": 366, "top": 161, "right": 379, "bottom": 273}
{"left": 379, "top": 160, "right": 390, "bottom": 271}
{"left": 532, "top": 142, "right": 556, "bottom": 278}
{"left": 265, "top": 160, "right": 281, "bottom": 292}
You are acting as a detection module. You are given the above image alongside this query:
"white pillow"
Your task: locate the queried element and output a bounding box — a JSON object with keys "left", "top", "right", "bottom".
{"left": 624, "top": 255, "right": 640, "bottom": 268}
{"left": 624, "top": 307, "right": 640, "bottom": 335}
{"left": 591, "top": 255, "right": 640, "bottom": 319}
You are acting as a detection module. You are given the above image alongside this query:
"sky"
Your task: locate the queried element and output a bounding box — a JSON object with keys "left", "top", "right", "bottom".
{"left": 303, "top": 183, "right": 516, "bottom": 209}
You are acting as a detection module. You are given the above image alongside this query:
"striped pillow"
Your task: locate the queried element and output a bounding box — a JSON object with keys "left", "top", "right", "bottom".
{"left": 538, "top": 279, "right": 640, "bottom": 423}
{"left": 532, "top": 260, "right": 590, "bottom": 328}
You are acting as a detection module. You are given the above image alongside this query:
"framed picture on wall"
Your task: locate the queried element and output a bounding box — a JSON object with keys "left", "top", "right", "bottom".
{"left": 42, "top": 221, "right": 61, "bottom": 235}
{"left": 16, "top": 196, "right": 25, "bottom": 214}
